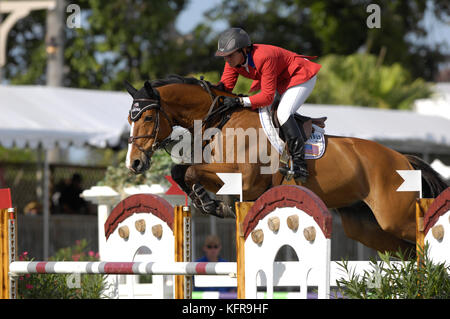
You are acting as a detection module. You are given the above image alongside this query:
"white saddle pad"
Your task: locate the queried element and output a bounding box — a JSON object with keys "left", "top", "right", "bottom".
{"left": 259, "top": 106, "right": 326, "bottom": 159}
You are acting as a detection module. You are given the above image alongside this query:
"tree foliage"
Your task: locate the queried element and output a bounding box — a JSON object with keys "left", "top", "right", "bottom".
{"left": 2, "top": 0, "right": 446, "bottom": 111}
{"left": 308, "top": 54, "right": 432, "bottom": 109}
{"left": 204, "top": 0, "right": 450, "bottom": 81}
{"left": 97, "top": 149, "right": 172, "bottom": 191}
{"left": 5, "top": 0, "right": 191, "bottom": 89}
{"left": 4, "top": 0, "right": 448, "bottom": 88}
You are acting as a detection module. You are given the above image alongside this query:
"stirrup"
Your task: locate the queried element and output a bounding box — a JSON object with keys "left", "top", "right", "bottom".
{"left": 279, "top": 157, "right": 308, "bottom": 183}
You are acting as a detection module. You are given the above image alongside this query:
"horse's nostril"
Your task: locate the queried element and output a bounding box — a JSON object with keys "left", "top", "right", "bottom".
{"left": 132, "top": 159, "right": 141, "bottom": 170}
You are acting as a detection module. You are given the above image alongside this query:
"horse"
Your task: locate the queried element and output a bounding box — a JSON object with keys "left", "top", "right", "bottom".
{"left": 123, "top": 75, "right": 448, "bottom": 256}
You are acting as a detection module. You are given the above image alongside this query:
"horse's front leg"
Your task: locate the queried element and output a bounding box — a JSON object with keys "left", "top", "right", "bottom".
{"left": 184, "top": 163, "right": 240, "bottom": 218}
{"left": 171, "top": 164, "right": 191, "bottom": 195}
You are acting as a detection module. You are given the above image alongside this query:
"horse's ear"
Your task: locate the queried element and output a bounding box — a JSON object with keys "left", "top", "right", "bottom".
{"left": 124, "top": 80, "right": 137, "bottom": 97}
{"left": 144, "top": 80, "right": 154, "bottom": 97}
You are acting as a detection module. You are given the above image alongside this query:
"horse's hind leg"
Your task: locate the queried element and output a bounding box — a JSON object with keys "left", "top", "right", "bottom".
{"left": 337, "top": 202, "right": 416, "bottom": 258}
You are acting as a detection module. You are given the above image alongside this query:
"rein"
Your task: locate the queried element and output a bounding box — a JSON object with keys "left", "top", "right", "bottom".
{"left": 186, "top": 78, "right": 237, "bottom": 132}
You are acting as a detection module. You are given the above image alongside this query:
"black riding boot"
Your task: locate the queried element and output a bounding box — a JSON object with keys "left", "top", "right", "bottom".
{"left": 278, "top": 115, "right": 309, "bottom": 182}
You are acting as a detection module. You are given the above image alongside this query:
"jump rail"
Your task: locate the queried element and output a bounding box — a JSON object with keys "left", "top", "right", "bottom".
{"left": 8, "top": 261, "right": 237, "bottom": 276}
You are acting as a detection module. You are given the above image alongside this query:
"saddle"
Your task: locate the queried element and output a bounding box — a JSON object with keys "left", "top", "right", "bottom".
{"left": 270, "top": 93, "right": 327, "bottom": 142}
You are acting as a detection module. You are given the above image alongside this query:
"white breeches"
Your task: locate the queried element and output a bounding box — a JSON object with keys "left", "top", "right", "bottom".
{"left": 277, "top": 75, "right": 317, "bottom": 125}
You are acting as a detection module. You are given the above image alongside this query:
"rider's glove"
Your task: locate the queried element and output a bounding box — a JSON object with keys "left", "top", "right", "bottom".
{"left": 223, "top": 96, "right": 244, "bottom": 108}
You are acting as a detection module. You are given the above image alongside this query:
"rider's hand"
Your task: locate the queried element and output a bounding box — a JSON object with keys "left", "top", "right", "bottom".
{"left": 223, "top": 96, "right": 244, "bottom": 108}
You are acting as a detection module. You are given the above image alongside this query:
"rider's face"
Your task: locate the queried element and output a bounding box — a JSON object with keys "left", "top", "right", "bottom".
{"left": 224, "top": 50, "right": 245, "bottom": 68}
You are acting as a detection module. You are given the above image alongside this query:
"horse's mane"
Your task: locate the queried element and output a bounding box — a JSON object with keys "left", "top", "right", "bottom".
{"left": 150, "top": 74, "right": 232, "bottom": 95}
{"left": 151, "top": 74, "right": 208, "bottom": 88}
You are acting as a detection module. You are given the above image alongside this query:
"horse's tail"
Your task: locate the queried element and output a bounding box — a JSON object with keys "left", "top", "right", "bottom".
{"left": 405, "top": 154, "right": 449, "bottom": 198}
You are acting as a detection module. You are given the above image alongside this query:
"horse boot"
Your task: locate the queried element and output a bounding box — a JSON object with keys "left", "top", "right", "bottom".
{"left": 278, "top": 115, "right": 309, "bottom": 183}
{"left": 189, "top": 184, "right": 217, "bottom": 215}
{"left": 189, "top": 184, "right": 235, "bottom": 218}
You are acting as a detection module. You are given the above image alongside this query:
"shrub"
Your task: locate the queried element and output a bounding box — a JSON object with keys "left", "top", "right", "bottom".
{"left": 336, "top": 245, "right": 450, "bottom": 299}
{"left": 16, "top": 239, "right": 109, "bottom": 299}
{"left": 97, "top": 149, "right": 172, "bottom": 191}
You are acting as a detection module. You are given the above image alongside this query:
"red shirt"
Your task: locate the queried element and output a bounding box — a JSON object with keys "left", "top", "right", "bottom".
{"left": 219, "top": 44, "right": 321, "bottom": 109}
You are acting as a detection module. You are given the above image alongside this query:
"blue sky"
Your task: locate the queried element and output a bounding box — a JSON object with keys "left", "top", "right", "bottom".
{"left": 175, "top": 0, "right": 226, "bottom": 34}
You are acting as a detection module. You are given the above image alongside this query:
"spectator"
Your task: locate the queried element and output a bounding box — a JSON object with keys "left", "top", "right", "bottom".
{"left": 59, "top": 173, "right": 88, "bottom": 214}
{"left": 23, "top": 201, "right": 41, "bottom": 216}
{"left": 194, "top": 235, "right": 234, "bottom": 293}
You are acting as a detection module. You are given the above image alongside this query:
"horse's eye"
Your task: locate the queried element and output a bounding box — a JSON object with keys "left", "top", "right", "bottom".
{"left": 144, "top": 116, "right": 153, "bottom": 122}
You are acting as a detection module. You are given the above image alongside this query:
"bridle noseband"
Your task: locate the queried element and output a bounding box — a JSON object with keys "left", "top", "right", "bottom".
{"left": 128, "top": 97, "right": 173, "bottom": 160}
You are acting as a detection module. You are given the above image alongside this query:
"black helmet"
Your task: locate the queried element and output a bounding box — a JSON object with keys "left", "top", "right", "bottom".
{"left": 215, "top": 28, "right": 251, "bottom": 57}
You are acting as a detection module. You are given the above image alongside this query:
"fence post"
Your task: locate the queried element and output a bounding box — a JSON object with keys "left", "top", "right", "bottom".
{"left": 174, "top": 205, "right": 192, "bottom": 299}
{"left": 235, "top": 201, "right": 254, "bottom": 299}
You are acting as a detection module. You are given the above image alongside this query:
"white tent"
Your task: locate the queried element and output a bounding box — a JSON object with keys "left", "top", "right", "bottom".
{"left": 0, "top": 85, "right": 130, "bottom": 149}
{"left": 301, "top": 103, "right": 450, "bottom": 148}
{"left": 0, "top": 84, "right": 131, "bottom": 259}
{"left": 414, "top": 82, "right": 450, "bottom": 121}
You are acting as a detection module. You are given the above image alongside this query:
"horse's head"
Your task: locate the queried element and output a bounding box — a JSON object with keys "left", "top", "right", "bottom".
{"left": 124, "top": 80, "right": 173, "bottom": 174}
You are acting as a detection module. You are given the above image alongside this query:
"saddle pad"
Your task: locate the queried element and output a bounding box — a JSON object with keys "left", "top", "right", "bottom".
{"left": 258, "top": 106, "right": 326, "bottom": 160}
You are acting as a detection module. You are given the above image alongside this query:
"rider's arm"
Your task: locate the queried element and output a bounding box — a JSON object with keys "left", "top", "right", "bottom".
{"left": 219, "top": 62, "right": 239, "bottom": 92}
{"left": 246, "top": 57, "right": 277, "bottom": 109}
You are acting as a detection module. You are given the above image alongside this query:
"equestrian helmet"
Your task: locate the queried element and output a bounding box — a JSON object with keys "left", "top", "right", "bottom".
{"left": 215, "top": 28, "right": 251, "bottom": 57}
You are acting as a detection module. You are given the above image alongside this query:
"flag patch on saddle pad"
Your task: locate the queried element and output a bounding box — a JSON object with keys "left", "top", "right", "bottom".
{"left": 305, "top": 143, "right": 320, "bottom": 156}
{"left": 258, "top": 106, "right": 326, "bottom": 160}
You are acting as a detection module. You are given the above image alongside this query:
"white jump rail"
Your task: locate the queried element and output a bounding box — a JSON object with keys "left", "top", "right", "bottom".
{"left": 194, "top": 260, "right": 409, "bottom": 288}
{"left": 8, "top": 261, "right": 237, "bottom": 276}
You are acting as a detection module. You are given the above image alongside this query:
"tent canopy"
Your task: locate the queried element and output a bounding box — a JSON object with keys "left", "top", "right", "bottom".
{"left": 0, "top": 85, "right": 131, "bottom": 149}
{"left": 301, "top": 103, "right": 450, "bottom": 147}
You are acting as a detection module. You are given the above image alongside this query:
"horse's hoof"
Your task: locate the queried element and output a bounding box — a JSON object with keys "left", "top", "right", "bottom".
{"left": 217, "top": 201, "right": 236, "bottom": 219}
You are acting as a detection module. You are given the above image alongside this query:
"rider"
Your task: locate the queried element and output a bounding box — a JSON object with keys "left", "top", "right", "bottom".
{"left": 215, "top": 27, "right": 321, "bottom": 182}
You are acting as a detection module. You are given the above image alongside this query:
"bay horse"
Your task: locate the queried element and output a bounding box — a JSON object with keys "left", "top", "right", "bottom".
{"left": 124, "top": 75, "right": 448, "bottom": 256}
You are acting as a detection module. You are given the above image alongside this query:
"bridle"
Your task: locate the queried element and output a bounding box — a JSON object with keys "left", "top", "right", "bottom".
{"left": 128, "top": 97, "right": 173, "bottom": 160}
{"left": 128, "top": 79, "right": 233, "bottom": 162}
